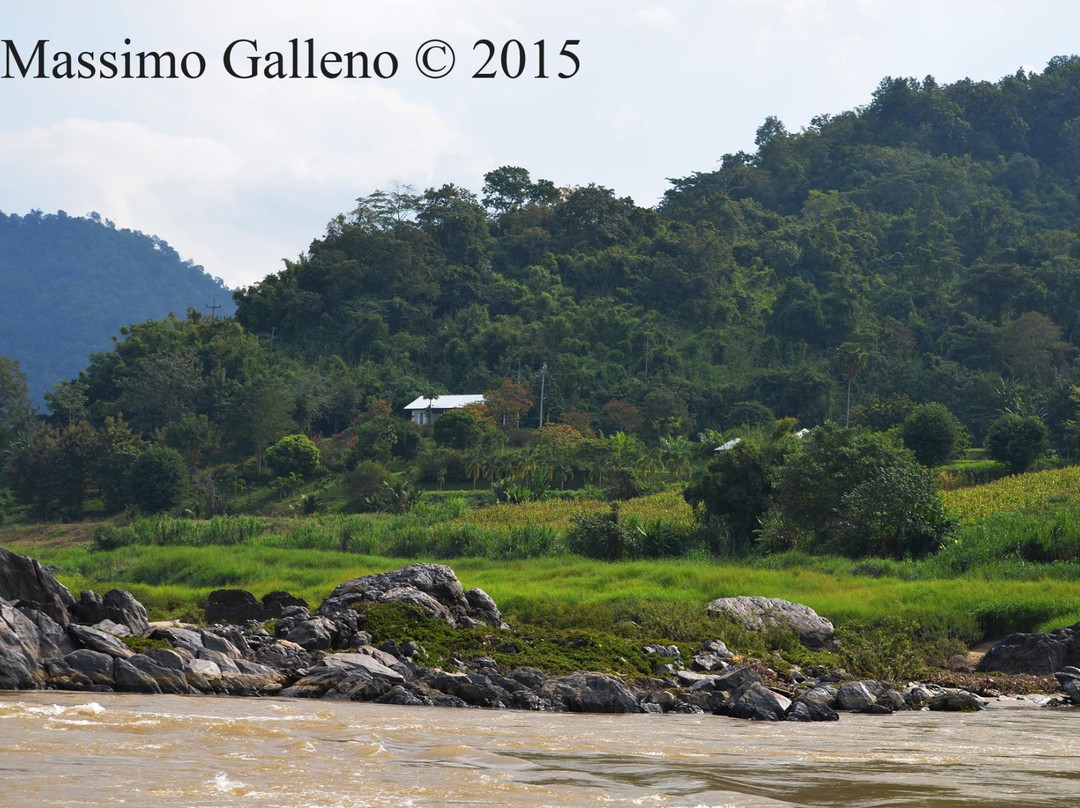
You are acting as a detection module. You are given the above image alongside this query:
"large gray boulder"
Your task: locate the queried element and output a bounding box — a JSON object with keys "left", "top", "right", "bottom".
{"left": 0, "top": 546, "right": 76, "bottom": 627}
{"left": 726, "top": 682, "right": 792, "bottom": 720}
{"left": 422, "top": 670, "right": 518, "bottom": 709}
{"left": 320, "top": 563, "right": 507, "bottom": 629}
{"left": 836, "top": 681, "right": 877, "bottom": 712}
{"left": 72, "top": 589, "right": 150, "bottom": 635}
{"left": 50, "top": 649, "right": 116, "bottom": 690}
{"left": 204, "top": 589, "right": 265, "bottom": 625}
{"left": 126, "top": 653, "right": 196, "bottom": 695}
{"left": 0, "top": 598, "right": 49, "bottom": 688}
{"left": 112, "top": 656, "right": 164, "bottom": 693}
{"left": 787, "top": 697, "right": 839, "bottom": 722}
{"left": 275, "top": 607, "right": 338, "bottom": 651}
{"left": 537, "top": 672, "right": 642, "bottom": 713}
{"left": 280, "top": 652, "right": 405, "bottom": 700}
{"left": 706, "top": 596, "right": 836, "bottom": 651}
{"left": 928, "top": 692, "right": 986, "bottom": 712}
{"left": 977, "top": 623, "right": 1080, "bottom": 675}
{"left": 68, "top": 624, "right": 135, "bottom": 659}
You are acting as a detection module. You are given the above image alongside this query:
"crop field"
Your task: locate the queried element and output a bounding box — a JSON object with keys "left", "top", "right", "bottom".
{"left": 943, "top": 466, "right": 1080, "bottom": 522}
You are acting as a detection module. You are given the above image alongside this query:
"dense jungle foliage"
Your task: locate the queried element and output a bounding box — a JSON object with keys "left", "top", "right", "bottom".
{"left": 8, "top": 57, "right": 1080, "bottom": 552}
{"left": 232, "top": 57, "right": 1080, "bottom": 445}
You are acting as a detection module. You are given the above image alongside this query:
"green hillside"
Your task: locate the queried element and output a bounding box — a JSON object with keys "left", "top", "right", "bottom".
{"left": 0, "top": 210, "right": 233, "bottom": 401}
{"left": 228, "top": 57, "right": 1080, "bottom": 449}
{"left": 9, "top": 57, "right": 1080, "bottom": 530}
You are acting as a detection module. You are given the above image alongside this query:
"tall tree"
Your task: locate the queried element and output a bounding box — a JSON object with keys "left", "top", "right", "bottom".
{"left": 0, "top": 356, "right": 36, "bottom": 457}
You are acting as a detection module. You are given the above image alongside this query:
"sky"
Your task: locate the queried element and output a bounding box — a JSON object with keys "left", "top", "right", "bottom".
{"left": 3, "top": 0, "right": 1080, "bottom": 290}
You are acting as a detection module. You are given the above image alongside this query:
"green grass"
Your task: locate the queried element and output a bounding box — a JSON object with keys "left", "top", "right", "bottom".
{"left": 13, "top": 540, "right": 1078, "bottom": 646}
{"left": 7, "top": 469, "right": 1080, "bottom": 679}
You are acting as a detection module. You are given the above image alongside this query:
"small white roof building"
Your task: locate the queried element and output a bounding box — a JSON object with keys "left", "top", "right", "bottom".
{"left": 715, "top": 427, "right": 812, "bottom": 451}
{"left": 403, "top": 394, "right": 485, "bottom": 425}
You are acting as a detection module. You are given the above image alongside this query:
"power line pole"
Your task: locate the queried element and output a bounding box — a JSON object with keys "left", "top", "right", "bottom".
{"left": 538, "top": 362, "right": 548, "bottom": 428}
{"left": 205, "top": 298, "right": 222, "bottom": 321}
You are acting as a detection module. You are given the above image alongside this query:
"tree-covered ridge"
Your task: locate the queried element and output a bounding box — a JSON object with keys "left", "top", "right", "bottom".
{"left": 10, "top": 57, "right": 1080, "bottom": 529}
{"left": 222, "top": 57, "right": 1080, "bottom": 452}
{"left": 0, "top": 210, "right": 234, "bottom": 401}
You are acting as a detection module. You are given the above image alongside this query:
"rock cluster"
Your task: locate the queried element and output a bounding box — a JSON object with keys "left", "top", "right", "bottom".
{"left": 0, "top": 546, "right": 1062, "bottom": 718}
{"left": 977, "top": 623, "right": 1080, "bottom": 675}
{"left": 706, "top": 596, "right": 837, "bottom": 651}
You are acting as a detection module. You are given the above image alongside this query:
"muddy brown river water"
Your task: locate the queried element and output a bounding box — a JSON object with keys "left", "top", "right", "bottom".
{"left": 2, "top": 690, "right": 1078, "bottom": 806}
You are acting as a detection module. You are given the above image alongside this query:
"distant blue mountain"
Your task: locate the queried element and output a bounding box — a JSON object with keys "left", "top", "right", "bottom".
{"left": 0, "top": 210, "right": 235, "bottom": 402}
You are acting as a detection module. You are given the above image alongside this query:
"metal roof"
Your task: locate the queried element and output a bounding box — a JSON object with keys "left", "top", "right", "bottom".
{"left": 403, "top": 394, "right": 486, "bottom": 411}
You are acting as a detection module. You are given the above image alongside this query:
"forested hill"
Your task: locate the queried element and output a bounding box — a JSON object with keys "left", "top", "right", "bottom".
{"left": 0, "top": 211, "right": 233, "bottom": 401}
{"left": 225, "top": 56, "right": 1080, "bottom": 451}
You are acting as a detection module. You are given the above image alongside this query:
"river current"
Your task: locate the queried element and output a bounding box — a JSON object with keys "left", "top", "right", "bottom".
{"left": 1, "top": 690, "right": 1078, "bottom": 807}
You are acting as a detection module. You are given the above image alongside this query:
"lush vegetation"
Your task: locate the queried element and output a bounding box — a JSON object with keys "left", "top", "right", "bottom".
{"left": 7, "top": 58, "right": 1080, "bottom": 676}
{"left": 11, "top": 58, "right": 1080, "bottom": 525}
{"left": 0, "top": 211, "right": 234, "bottom": 401}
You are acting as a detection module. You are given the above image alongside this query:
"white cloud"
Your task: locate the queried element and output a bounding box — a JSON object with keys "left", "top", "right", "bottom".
{"left": 4, "top": 0, "right": 1080, "bottom": 289}
{"left": 634, "top": 6, "right": 680, "bottom": 33}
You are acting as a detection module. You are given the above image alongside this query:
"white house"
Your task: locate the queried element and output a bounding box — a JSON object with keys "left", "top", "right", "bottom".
{"left": 715, "top": 427, "right": 812, "bottom": 451}
{"left": 403, "top": 394, "right": 485, "bottom": 426}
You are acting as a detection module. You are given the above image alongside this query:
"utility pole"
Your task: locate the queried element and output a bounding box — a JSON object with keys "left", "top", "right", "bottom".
{"left": 205, "top": 298, "right": 222, "bottom": 321}
{"left": 538, "top": 362, "right": 548, "bottom": 428}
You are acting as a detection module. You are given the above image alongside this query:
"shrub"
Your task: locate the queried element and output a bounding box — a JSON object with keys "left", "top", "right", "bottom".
{"left": 492, "top": 480, "right": 534, "bottom": 503}
{"left": 566, "top": 503, "right": 640, "bottom": 560}
{"left": 433, "top": 409, "right": 487, "bottom": 450}
{"left": 684, "top": 419, "right": 798, "bottom": 555}
{"left": 128, "top": 445, "right": 189, "bottom": 513}
{"left": 761, "top": 422, "right": 955, "bottom": 559}
{"left": 602, "top": 469, "right": 644, "bottom": 501}
{"left": 985, "top": 413, "right": 1050, "bottom": 473}
{"left": 92, "top": 523, "right": 138, "bottom": 550}
{"left": 901, "top": 402, "right": 967, "bottom": 467}
{"left": 343, "top": 461, "right": 393, "bottom": 513}
{"left": 265, "top": 434, "right": 320, "bottom": 479}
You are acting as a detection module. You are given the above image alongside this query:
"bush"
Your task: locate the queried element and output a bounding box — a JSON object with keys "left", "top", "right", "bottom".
{"left": 343, "top": 461, "right": 394, "bottom": 512}
{"left": 602, "top": 469, "right": 644, "bottom": 501}
{"left": 415, "top": 447, "right": 465, "bottom": 484}
{"left": 684, "top": 419, "right": 798, "bottom": 555}
{"left": 265, "top": 434, "right": 320, "bottom": 479}
{"left": 92, "top": 523, "right": 138, "bottom": 550}
{"left": 346, "top": 418, "right": 420, "bottom": 465}
{"left": 985, "top": 413, "right": 1050, "bottom": 473}
{"left": 761, "top": 422, "right": 955, "bottom": 559}
{"left": 901, "top": 402, "right": 967, "bottom": 467}
{"left": 566, "top": 503, "right": 640, "bottom": 560}
{"left": 128, "top": 445, "right": 189, "bottom": 513}
{"left": 433, "top": 409, "right": 487, "bottom": 450}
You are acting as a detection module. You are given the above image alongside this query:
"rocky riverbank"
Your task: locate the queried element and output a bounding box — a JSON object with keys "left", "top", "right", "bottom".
{"left": 2, "top": 545, "right": 1077, "bottom": 719}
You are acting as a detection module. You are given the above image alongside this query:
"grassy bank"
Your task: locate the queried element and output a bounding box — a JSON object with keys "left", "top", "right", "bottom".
{"left": 7, "top": 538, "right": 1079, "bottom": 640}
{"left": 5, "top": 470, "right": 1080, "bottom": 680}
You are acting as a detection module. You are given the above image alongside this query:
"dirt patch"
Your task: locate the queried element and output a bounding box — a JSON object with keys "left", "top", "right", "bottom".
{"left": 1, "top": 522, "right": 98, "bottom": 549}
{"left": 924, "top": 668, "right": 1059, "bottom": 697}
{"left": 962, "top": 637, "right": 1001, "bottom": 669}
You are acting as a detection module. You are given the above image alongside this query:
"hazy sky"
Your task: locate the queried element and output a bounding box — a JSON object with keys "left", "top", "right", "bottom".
{"left": 4, "top": 1, "right": 1079, "bottom": 289}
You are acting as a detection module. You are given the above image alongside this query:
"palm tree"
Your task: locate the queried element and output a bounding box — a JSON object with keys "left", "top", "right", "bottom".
{"left": 661, "top": 434, "right": 694, "bottom": 480}
{"left": 608, "top": 431, "right": 644, "bottom": 471}
{"left": 837, "top": 343, "right": 868, "bottom": 428}
{"left": 463, "top": 446, "right": 485, "bottom": 489}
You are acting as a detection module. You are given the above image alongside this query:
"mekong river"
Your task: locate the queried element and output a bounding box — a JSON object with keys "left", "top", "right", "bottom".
{"left": 2, "top": 690, "right": 1078, "bottom": 806}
